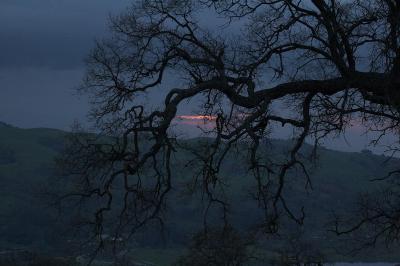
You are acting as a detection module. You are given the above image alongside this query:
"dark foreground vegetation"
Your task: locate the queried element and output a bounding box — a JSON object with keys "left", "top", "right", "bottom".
{"left": 1, "top": 122, "right": 400, "bottom": 265}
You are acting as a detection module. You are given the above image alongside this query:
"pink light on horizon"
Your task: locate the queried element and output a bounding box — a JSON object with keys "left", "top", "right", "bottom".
{"left": 176, "top": 115, "right": 217, "bottom": 121}
{"left": 173, "top": 113, "right": 397, "bottom": 154}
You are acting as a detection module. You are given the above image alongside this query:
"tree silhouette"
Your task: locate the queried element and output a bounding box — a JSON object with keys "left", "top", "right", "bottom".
{"left": 176, "top": 226, "right": 254, "bottom": 266}
{"left": 60, "top": 0, "right": 400, "bottom": 249}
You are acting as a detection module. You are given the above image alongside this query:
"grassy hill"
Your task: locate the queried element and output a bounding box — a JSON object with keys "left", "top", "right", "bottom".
{"left": 0, "top": 123, "right": 67, "bottom": 250}
{"left": 0, "top": 122, "right": 399, "bottom": 264}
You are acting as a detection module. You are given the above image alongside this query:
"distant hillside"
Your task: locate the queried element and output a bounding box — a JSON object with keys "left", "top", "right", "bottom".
{"left": 0, "top": 124, "right": 67, "bottom": 251}
{"left": 0, "top": 123, "right": 399, "bottom": 263}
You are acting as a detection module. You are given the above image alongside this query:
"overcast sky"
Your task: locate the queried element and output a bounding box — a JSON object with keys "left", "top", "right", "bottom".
{"left": 0, "top": 0, "right": 131, "bottom": 129}
{"left": 0, "top": 0, "right": 396, "bottom": 153}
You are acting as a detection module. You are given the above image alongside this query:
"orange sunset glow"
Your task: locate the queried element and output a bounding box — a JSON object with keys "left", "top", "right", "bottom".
{"left": 176, "top": 115, "right": 217, "bottom": 121}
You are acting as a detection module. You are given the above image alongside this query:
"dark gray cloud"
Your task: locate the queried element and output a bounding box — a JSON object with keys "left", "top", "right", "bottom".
{"left": 0, "top": 0, "right": 130, "bottom": 69}
{"left": 0, "top": 0, "right": 226, "bottom": 130}
{"left": 0, "top": 0, "right": 131, "bottom": 129}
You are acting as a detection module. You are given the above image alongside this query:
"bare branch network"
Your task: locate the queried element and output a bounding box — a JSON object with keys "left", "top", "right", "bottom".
{"left": 60, "top": 0, "right": 400, "bottom": 245}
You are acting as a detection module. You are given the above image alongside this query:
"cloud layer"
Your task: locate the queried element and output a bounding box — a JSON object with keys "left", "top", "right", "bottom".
{"left": 0, "top": 0, "right": 130, "bottom": 69}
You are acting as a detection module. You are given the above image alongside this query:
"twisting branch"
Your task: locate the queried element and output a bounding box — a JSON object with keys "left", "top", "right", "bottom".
{"left": 59, "top": 0, "right": 400, "bottom": 252}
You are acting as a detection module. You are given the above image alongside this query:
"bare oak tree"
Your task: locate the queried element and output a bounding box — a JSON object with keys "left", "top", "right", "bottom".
{"left": 60, "top": 0, "right": 400, "bottom": 247}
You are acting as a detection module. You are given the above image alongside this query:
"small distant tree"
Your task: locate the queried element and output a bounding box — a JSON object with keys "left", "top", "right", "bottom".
{"left": 175, "top": 226, "right": 254, "bottom": 266}
{"left": 271, "top": 232, "right": 325, "bottom": 266}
